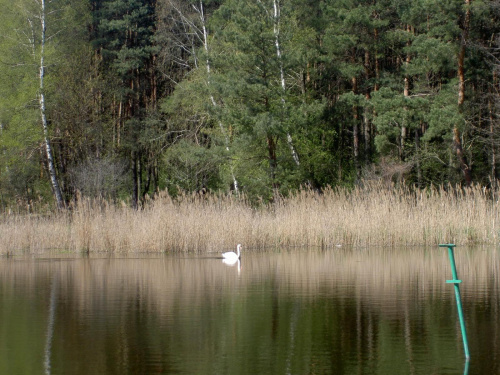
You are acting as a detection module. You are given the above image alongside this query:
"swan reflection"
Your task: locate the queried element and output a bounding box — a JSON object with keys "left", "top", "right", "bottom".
{"left": 222, "top": 258, "right": 241, "bottom": 274}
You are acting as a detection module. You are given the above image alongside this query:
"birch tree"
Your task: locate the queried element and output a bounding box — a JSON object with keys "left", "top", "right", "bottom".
{"left": 37, "top": 0, "right": 65, "bottom": 208}
{"left": 157, "top": 0, "right": 239, "bottom": 191}
{"left": 161, "top": 0, "right": 238, "bottom": 191}
{"left": 260, "top": 0, "right": 301, "bottom": 166}
{"left": 0, "top": 0, "right": 66, "bottom": 208}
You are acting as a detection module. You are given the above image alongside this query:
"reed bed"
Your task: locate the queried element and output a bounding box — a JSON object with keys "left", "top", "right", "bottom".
{"left": 0, "top": 182, "right": 499, "bottom": 254}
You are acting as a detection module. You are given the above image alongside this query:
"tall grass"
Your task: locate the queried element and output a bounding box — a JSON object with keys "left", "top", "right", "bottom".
{"left": 1, "top": 182, "right": 499, "bottom": 254}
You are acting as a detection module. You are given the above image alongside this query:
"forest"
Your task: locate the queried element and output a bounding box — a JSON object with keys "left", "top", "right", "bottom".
{"left": 0, "top": 0, "right": 499, "bottom": 210}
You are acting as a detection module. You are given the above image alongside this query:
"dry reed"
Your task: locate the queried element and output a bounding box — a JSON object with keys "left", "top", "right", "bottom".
{"left": 1, "top": 182, "right": 499, "bottom": 254}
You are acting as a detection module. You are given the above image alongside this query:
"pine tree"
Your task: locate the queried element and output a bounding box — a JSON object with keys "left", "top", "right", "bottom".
{"left": 92, "top": 0, "right": 159, "bottom": 207}
{"left": 208, "top": 0, "right": 320, "bottom": 199}
{"left": 322, "top": 0, "right": 393, "bottom": 182}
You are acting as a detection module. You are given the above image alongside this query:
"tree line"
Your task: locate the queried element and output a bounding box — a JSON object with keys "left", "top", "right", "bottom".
{"left": 0, "top": 0, "right": 499, "bottom": 209}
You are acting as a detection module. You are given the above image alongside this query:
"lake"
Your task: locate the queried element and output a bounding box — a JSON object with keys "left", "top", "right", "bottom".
{"left": 0, "top": 246, "right": 498, "bottom": 374}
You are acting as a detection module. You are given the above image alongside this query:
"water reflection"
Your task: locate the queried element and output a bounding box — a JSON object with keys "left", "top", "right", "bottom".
{"left": 222, "top": 258, "right": 241, "bottom": 275}
{"left": 0, "top": 247, "right": 498, "bottom": 374}
{"left": 44, "top": 276, "right": 57, "bottom": 375}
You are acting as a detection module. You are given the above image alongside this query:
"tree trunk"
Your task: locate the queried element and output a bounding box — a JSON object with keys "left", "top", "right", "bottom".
{"left": 490, "top": 101, "right": 496, "bottom": 185}
{"left": 352, "top": 76, "right": 360, "bottom": 181}
{"left": 363, "top": 50, "right": 371, "bottom": 159}
{"left": 374, "top": 28, "right": 380, "bottom": 92}
{"left": 271, "top": 0, "right": 300, "bottom": 166}
{"left": 363, "top": 95, "right": 371, "bottom": 158}
{"left": 415, "top": 128, "right": 422, "bottom": 189}
{"left": 267, "top": 134, "right": 279, "bottom": 200}
{"left": 401, "top": 24, "right": 412, "bottom": 162}
{"left": 132, "top": 152, "right": 139, "bottom": 209}
{"left": 488, "top": 79, "right": 496, "bottom": 187}
{"left": 455, "top": 0, "right": 472, "bottom": 186}
{"left": 39, "top": 0, "right": 65, "bottom": 209}
{"left": 453, "top": 127, "right": 472, "bottom": 185}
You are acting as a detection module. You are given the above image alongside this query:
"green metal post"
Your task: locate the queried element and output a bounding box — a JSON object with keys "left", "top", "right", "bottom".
{"left": 439, "top": 244, "right": 470, "bottom": 360}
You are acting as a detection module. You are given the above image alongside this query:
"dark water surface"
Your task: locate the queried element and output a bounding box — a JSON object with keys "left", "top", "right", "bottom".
{"left": 0, "top": 247, "right": 498, "bottom": 374}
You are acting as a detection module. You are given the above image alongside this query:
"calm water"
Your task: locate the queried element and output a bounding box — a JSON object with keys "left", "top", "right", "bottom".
{"left": 0, "top": 247, "right": 499, "bottom": 375}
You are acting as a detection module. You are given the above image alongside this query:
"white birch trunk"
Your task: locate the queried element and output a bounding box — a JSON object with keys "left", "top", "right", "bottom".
{"left": 39, "top": 0, "right": 65, "bottom": 208}
{"left": 196, "top": 1, "right": 239, "bottom": 191}
{"left": 271, "top": 0, "right": 300, "bottom": 166}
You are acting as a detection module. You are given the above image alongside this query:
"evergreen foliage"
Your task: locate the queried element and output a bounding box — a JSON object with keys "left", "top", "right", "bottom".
{"left": 0, "top": 0, "right": 499, "bottom": 208}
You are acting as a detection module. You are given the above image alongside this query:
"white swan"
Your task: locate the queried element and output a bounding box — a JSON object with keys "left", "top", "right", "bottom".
{"left": 222, "top": 244, "right": 242, "bottom": 261}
